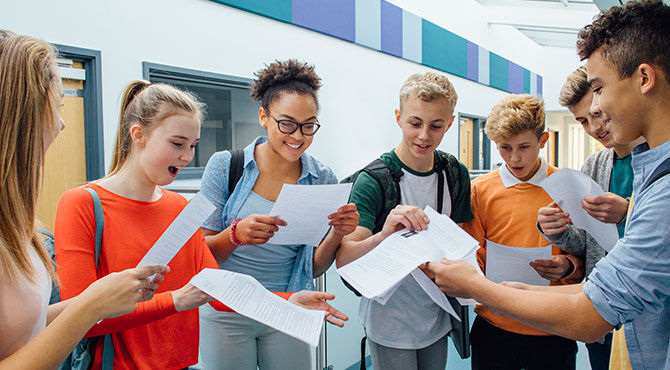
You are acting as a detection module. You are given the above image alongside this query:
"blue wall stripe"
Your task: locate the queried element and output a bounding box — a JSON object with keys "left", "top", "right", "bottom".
{"left": 490, "top": 52, "right": 508, "bottom": 92}
{"left": 422, "top": 20, "right": 467, "bottom": 78}
{"left": 401, "top": 10, "right": 422, "bottom": 63}
{"left": 292, "top": 0, "right": 356, "bottom": 43}
{"left": 530, "top": 71, "right": 538, "bottom": 95}
{"left": 380, "top": 1, "right": 403, "bottom": 57}
{"left": 210, "top": 0, "right": 541, "bottom": 96}
{"left": 466, "top": 41, "right": 478, "bottom": 82}
{"left": 478, "top": 47, "right": 490, "bottom": 85}
{"left": 355, "top": 0, "right": 381, "bottom": 50}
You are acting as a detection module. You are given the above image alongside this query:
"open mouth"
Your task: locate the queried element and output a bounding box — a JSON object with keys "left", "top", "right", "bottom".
{"left": 168, "top": 166, "right": 179, "bottom": 176}
{"left": 597, "top": 131, "right": 610, "bottom": 140}
{"left": 416, "top": 144, "right": 431, "bottom": 150}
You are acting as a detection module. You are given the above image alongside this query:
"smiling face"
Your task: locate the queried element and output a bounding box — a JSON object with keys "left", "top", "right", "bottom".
{"left": 495, "top": 130, "right": 548, "bottom": 181}
{"left": 568, "top": 90, "right": 615, "bottom": 148}
{"left": 260, "top": 92, "right": 318, "bottom": 163}
{"left": 134, "top": 112, "right": 201, "bottom": 186}
{"left": 587, "top": 49, "right": 646, "bottom": 145}
{"left": 395, "top": 96, "right": 454, "bottom": 170}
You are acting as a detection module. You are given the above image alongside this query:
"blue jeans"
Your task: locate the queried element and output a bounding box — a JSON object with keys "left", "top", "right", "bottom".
{"left": 585, "top": 333, "right": 613, "bottom": 370}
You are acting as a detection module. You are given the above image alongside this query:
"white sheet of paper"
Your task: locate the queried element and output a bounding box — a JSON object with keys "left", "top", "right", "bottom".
{"left": 540, "top": 168, "right": 619, "bottom": 251}
{"left": 268, "top": 183, "right": 352, "bottom": 246}
{"left": 410, "top": 268, "right": 460, "bottom": 321}
{"left": 337, "top": 206, "right": 479, "bottom": 299}
{"left": 136, "top": 193, "right": 215, "bottom": 268}
{"left": 485, "top": 240, "right": 551, "bottom": 286}
{"left": 456, "top": 248, "right": 483, "bottom": 306}
{"left": 190, "top": 269, "right": 325, "bottom": 347}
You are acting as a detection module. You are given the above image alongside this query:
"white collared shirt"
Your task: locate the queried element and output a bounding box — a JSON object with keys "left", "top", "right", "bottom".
{"left": 499, "top": 157, "right": 549, "bottom": 188}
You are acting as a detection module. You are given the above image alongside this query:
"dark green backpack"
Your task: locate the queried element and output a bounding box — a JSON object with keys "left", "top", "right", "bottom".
{"left": 340, "top": 150, "right": 472, "bottom": 233}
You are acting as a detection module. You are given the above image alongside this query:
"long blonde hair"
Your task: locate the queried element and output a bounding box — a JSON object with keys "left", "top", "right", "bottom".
{"left": 0, "top": 32, "right": 59, "bottom": 282}
{"left": 108, "top": 80, "right": 205, "bottom": 175}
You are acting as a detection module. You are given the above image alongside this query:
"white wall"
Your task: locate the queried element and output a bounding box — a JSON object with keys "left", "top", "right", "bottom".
{"left": 1, "top": 0, "right": 564, "bottom": 180}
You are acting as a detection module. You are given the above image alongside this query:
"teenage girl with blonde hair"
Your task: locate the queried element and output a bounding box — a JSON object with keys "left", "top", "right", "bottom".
{"left": 55, "top": 78, "right": 347, "bottom": 369}
{"left": 0, "top": 30, "right": 166, "bottom": 369}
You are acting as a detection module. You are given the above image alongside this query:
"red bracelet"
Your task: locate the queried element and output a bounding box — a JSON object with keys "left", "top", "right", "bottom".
{"left": 229, "top": 218, "right": 243, "bottom": 246}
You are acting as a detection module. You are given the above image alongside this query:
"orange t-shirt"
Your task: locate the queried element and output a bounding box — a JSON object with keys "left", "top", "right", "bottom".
{"left": 55, "top": 184, "right": 292, "bottom": 370}
{"left": 464, "top": 166, "right": 581, "bottom": 336}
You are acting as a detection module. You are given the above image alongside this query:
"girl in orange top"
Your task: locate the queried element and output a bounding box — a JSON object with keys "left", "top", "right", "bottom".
{"left": 54, "top": 80, "right": 347, "bottom": 370}
{"left": 0, "top": 31, "right": 166, "bottom": 369}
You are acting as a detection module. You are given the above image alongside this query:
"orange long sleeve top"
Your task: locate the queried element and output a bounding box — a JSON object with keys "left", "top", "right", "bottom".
{"left": 55, "top": 184, "right": 291, "bottom": 370}
{"left": 463, "top": 166, "right": 582, "bottom": 336}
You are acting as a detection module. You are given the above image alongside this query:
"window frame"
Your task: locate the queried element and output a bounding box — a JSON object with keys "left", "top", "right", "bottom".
{"left": 142, "top": 62, "right": 254, "bottom": 179}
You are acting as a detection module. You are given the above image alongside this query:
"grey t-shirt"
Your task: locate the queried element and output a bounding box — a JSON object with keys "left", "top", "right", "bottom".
{"left": 353, "top": 152, "right": 453, "bottom": 349}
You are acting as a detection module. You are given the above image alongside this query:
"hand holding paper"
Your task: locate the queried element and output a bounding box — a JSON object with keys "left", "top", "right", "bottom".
{"left": 539, "top": 168, "right": 619, "bottom": 251}
{"left": 268, "top": 183, "right": 352, "bottom": 246}
{"left": 191, "top": 269, "right": 326, "bottom": 347}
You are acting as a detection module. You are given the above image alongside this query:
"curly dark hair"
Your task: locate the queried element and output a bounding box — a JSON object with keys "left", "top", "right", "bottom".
{"left": 250, "top": 59, "right": 322, "bottom": 110}
{"left": 576, "top": 0, "right": 670, "bottom": 82}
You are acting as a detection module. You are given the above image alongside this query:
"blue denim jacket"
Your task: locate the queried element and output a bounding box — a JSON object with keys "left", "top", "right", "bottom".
{"left": 200, "top": 136, "right": 338, "bottom": 291}
{"left": 583, "top": 140, "right": 670, "bottom": 370}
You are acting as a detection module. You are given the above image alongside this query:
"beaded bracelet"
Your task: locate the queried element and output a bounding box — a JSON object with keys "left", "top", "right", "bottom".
{"left": 229, "top": 218, "right": 243, "bottom": 246}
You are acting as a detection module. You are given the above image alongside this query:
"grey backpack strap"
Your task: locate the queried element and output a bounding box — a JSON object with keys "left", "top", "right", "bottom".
{"left": 84, "top": 187, "right": 104, "bottom": 269}
{"left": 83, "top": 187, "right": 114, "bottom": 369}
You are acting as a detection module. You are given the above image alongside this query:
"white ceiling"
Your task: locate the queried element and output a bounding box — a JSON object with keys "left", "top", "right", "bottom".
{"left": 474, "top": 0, "right": 601, "bottom": 48}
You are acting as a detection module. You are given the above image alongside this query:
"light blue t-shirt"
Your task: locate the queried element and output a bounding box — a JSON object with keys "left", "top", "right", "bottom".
{"left": 221, "top": 191, "right": 301, "bottom": 291}
{"left": 583, "top": 141, "right": 670, "bottom": 370}
{"left": 199, "top": 136, "right": 338, "bottom": 291}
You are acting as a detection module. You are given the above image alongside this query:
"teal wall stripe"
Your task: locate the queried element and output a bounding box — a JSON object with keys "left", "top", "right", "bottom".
{"left": 209, "top": 0, "right": 541, "bottom": 95}
{"left": 422, "top": 19, "right": 467, "bottom": 78}
{"left": 355, "top": 0, "right": 381, "bottom": 50}
{"left": 401, "top": 10, "right": 422, "bottom": 63}
{"left": 211, "top": 0, "right": 291, "bottom": 22}
{"left": 523, "top": 68, "right": 531, "bottom": 94}
{"left": 489, "top": 52, "right": 508, "bottom": 92}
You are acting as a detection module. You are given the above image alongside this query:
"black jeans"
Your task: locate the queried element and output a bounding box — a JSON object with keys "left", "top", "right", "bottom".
{"left": 585, "top": 332, "right": 613, "bottom": 370}
{"left": 470, "top": 316, "right": 577, "bottom": 370}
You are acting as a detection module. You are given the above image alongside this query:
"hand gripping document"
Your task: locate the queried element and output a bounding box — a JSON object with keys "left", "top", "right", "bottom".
{"left": 190, "top": 269, "right": 325, "bottom": 347}
{"left": 539, "top": 168, "right": 619, "bottom": 251}
{"left": 337, "top": 206, "right": 482, "bottom": 315}
{"left": 268, "top": 183, "right": 352, "bottom": 246}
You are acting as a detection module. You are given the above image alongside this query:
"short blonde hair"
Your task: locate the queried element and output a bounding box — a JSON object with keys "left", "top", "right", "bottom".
{"left": 399, "top": 72, "right": 457, "bottom": 113}
{"left": 558, "top": 66, "right": 590, "bottom": 107}
{"left": 486, "top": 94, "right": 545, "bottom": 142}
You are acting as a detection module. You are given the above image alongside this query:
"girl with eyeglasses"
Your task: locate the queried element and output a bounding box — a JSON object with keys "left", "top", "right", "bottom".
{"left": 198, "top": 59, "right": 359, "bottom": 370}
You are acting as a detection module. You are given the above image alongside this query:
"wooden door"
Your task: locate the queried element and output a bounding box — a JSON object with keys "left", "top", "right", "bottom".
{"left": 547, "top": 129, "right": 558, "bottom": 167}
{"left": 36, "top": 61, "right": 88, "bottom": 232}
{"left": 459, "top": 117, "right": 474, "bottom": 169}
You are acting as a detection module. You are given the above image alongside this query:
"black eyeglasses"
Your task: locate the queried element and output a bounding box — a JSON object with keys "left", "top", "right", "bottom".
{"left": 266, "top": 110, "right": 321, "bottom": 136}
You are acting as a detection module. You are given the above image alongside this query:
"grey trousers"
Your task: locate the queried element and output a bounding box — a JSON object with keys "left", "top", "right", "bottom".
{"left": 199, "top": 306, "right": 312, "bottom": 370}
{"left": 368, "top": 334, "right": 448, "bottom": 370}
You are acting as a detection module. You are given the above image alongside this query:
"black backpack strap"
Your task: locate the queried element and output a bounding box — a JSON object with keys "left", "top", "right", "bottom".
{"left": 359, "top": 335, "right": 367, "bottom": 370}
{"left": 228, "top": 149, "right": 245, "bottom": 196}
{"left": 641, "top": 156, "right": 670, "bottom": 192}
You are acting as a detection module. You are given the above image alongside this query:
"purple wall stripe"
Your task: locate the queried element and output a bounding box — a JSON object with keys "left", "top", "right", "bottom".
{"left": 466, "top": 41, "right": 478, "bottom": 82}
{"left": 292, "top": 0, "right": 356, "bottom": 43}
{"left": 507, "top": 62, "right": 524, "bottom": 94}
{"left": 380, "top": 1, "right": 402, "bottom": 57}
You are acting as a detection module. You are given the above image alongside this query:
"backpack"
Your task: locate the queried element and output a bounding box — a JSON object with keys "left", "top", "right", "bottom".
{"left": 39, "top": 188, "right": 114, "bottom": 370}
{"left": 641, "top": 156, "right": 670, "bottom": 193}
{"left": 340, "top": 151, "right": 473, "bottom": 363}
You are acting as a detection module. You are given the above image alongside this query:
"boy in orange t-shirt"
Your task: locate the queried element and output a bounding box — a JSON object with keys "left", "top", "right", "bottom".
{"left": 463, "top": 95, "right": 582, "bottom": 370}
